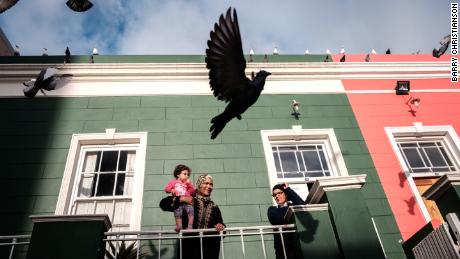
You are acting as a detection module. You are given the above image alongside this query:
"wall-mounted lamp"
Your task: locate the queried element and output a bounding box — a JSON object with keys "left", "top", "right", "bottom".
{"left": 291, "top": 100, "right": 300, "bottom": 120}
{"left": 406, "top": 96, "right": 421, "bottom": 116}
{"left": 395, "top": 81, "right": 410, "bottom": 95}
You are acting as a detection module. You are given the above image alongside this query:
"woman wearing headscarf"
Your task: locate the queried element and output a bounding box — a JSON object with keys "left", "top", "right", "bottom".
{"left": 179, "top": 174, "right": 225, "bottom": 259}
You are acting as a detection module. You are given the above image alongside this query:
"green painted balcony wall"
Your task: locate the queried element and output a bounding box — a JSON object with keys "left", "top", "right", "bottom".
{"left": 0, "top": 94, "right": 403, "bottom": 257}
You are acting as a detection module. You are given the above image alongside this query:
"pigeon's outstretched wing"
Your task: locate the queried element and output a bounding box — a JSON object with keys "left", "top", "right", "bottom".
{"left": 0, "top": 0, "right": 19, "bottom": 13}
{"left": 433, "top": 34, "right": 451, "bottom": 58}
{"left": 22, "top": 68, "right": 72, "bottom": 98}
{"left": 205, "top": 7, "right": 250, "bottom": 103}
{"left": 66, "top": 0, "right": 93, "bottom": 12}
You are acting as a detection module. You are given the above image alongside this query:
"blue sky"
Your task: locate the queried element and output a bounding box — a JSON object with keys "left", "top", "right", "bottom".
{"left": 0, "top": 0, "right": 453, "bottom": 56}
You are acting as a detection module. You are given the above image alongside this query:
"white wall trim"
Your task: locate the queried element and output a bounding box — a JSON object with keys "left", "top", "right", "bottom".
{"left": 0, "top": 61, "right": 451, "bottom": 97}
{"left": 306, "top": 174, "right": 367, "bottom": 204}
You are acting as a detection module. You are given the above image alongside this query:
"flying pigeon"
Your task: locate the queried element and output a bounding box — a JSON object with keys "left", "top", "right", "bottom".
{"left": 64, "top": 47, "right": 71, "bottom": 64}
{"left": 66, "top": 0, "right": 93, "bottom": 12}
{"left": 433, "top": 34, "right": 451, "bottom": 58}
{"left": 22, "top": 68, "right": 72, "bottom": 98}
{"left": 205, "top": 7, "right": 271, "bottom": 139}
{"left": 0, "top": 0, "right": 19, "bottom": 13}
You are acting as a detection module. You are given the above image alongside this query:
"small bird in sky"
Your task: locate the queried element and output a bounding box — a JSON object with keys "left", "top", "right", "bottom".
{"left": 66, "top": 0, "right": 93, "bottom": 12}
{"left": 22, "top": 68, "right": 72, "bottom": 98}
{"left": 433, "top": 34, "right": 451, "bottom": 58}
{"left": 206, "top": 7, "right": 271, "bottom": 139}
{"left": 0, "top": 0, "right": 19, "bottom": 13}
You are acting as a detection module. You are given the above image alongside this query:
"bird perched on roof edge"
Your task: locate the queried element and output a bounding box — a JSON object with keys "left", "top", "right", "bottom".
{"left": 64, "top": 47, "right": 71, "bottom": 64}
{"left": 66, "top": 0, "right": 93, "bottom": 12}
{"left": 22, "top": 68, "right": 72, "bottom": 98}
{"left": 205, "top": 7, "right": 271, "bottom": 139}
{"left": 13, "top": 45, "right": 20, "bottom": 56}
{"left": 0, "top": 0, "right": 19, "bottom": 13}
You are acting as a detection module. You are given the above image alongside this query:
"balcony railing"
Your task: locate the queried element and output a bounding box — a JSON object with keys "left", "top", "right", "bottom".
{"left": 0, "top": 235, "right": 31, "bottom": 259}
{"left": 104, "top": 224, "right": 296, "bottom": 259}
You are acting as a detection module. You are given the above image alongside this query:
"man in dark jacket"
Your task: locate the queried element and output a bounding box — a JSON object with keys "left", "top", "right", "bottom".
{"left": 267, "top": 183, "right": 304, "bottom": 259}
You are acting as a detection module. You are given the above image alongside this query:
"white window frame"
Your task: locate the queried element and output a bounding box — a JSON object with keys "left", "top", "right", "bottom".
{"left": 55, "top": 129, "right": 147, "bottom": 231}
{"left": 261, "top": 126, "right": 349, "bottom": 201}
{"left": 385, "top": 124, "right": 460, "bottom": 222}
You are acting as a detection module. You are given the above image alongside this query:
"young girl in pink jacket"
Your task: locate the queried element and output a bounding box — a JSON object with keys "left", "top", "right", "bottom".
{"left": 164, "top": 164, "right": 195, "bottom": 232}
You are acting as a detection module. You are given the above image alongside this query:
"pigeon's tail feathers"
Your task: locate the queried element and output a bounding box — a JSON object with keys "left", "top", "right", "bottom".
{"left": 210, "top": 112, "right": 232, "bottom": 139}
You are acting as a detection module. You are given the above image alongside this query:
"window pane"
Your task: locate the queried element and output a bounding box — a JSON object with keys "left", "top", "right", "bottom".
{"left": 283, "top": 172, "right": 303, "bottom": 178}
{"left": 424, "top": 147, "right": 447, "bottom": 167}
{"left": 83, "top": 151, "right": 100, "bottom": 172}
{"left": 279, "top": 152, "right": 299, "bottom": 172}
{"left": 440, "top": 147, "right": 454, "bottom": 166}
{"left": 400, "top": 143, "right": 417, "bottom": 147}
{"left": 126, "top": 151, "right": 136, "bottom": 171}
{"left": 100, "top": 151, "right": 118, "bottom": 172}
{"left": 96, "top": 173, "right": 115, "bottom": 196}
{"left": 115, "top": 173, "right": 126, "bottom": 195}
{"left": 78, "top": 174, "right": 95, "bottom": 197}
{"left": 319, "top": 150, "right": 329, "bottom": 171}
{"left": 402, "top": 148, "right": 425, "bottom": 168}
{"left": 278, "top": 146, "right": 297, "bottom": 151}
{"left": 296, "top": 151, "right": 305, "bottom": 171}
{"left": 298, "top": 146, "right": 315, "bottom": 151}
{"left": 273, "top": 152, "right": 281, "bottom": 172}
{"left": 118, "top": 151, "right": 128, "bottom": 171}
{"left": 302, "top": 151, "right": 322, "bottom": 171}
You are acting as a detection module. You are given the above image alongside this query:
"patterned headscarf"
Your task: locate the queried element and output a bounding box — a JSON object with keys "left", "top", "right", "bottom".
{"left": 195, "top": 174, "right": 213, "bottom": 196}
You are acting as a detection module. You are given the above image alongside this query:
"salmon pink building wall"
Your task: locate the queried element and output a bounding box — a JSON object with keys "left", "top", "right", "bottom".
{"left": 343, "top": 73, "right": 459, "bottom": 240}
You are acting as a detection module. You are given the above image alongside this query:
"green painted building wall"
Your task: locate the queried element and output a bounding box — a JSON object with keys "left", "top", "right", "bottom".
{"left": 0, "top": 93, "right": 404, "bottom": 258}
